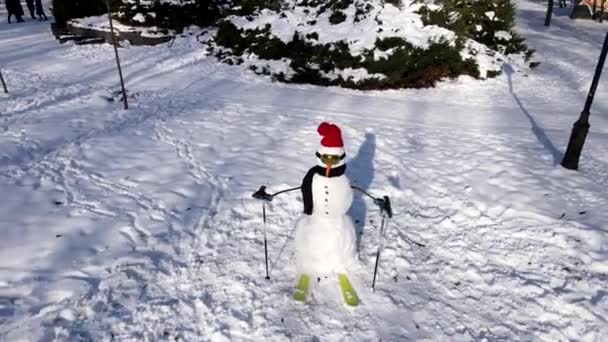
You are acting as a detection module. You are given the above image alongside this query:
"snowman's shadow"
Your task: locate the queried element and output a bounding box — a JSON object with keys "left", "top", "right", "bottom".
{"left": 347, "top": 132, "right": 376, "bottom": 251}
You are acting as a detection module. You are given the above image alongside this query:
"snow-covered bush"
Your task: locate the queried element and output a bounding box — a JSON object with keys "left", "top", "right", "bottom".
{"left": 209, "top": 0, "right": 529, "bottom": 89}
{"left": 213, "top": 20, "right": 479, "bottom": 89}
{"left": 417, "top": 0, "right": 532, "bottom": 57}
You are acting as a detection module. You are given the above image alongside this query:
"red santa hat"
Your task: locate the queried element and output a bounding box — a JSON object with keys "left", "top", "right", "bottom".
{"left": 317, "top": 122, "right": 345, "bottom": 156}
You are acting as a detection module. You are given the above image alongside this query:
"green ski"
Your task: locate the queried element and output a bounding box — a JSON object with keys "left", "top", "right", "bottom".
{"left": 338, "top": 273, "right": 359, "bottom": 306}
{"left": 294, "top": 273, "right": 310, "bottom": 302}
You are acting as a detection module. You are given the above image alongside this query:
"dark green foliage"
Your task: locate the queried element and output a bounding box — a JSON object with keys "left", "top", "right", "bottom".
{"left": 216, "top": 21, "right": 245, "bottom": 52}
{"left": 354, "top": 7, "right": 365, "bottom": 21}
{"left": 253, "top": 37, "right": 286, "bottom": 59}
{"left": 328, "top": 0, "right": 353, "bottom": 10}
{"left": 317, "top": 0, "right": 354, "bottom": 14}
{"left": 296, "top": 0, "right": 326, "bottom": 7}
{"left": 287, "top": 35, "right": 359, "bottom": 72}
{"left": 329, "top": 10, "right": 347, "bottom": 24}
{"left": 524, "top": 48, "right": 536, "bottom": 62}
{"left": 52, "top": 0, "right": 121, "bottom": 26}
{"left": 306, "top": 32, "right": 319, "bottom": 40}
{"left": 418, "top": 0, "right": 531, "bottom": 56}
{"left": 354, "top": 3, "right": 374, "bottom": 22}
{"left": 363, "top": 39, "right": 479, "bottom": 88}
{"left": 216, "top": 21, "right": 283, "bottom": 59}
{"left": 118, "top": 0, "right": 229, "bottom": 32}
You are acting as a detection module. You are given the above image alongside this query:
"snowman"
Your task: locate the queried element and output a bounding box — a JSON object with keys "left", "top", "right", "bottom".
{"left": 293, "top": 122, "right": 359, "bottom": 305}
{"left": 253, "top": 122, "right": 366, "bottom": 305}
{"left": 253, "top": 122, "right": 394, "bottom": 305}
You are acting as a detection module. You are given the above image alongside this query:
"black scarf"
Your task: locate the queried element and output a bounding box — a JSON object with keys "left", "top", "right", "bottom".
{"left": 301, "top": 164, "right": 346, "bottom": 215}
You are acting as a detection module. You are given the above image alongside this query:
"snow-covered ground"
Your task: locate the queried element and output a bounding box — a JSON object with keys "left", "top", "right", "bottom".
{"left": 1, "top": 0, "right": 608, "bottom": 340}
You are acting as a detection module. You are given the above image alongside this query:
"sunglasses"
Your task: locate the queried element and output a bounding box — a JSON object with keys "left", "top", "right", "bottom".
{"left": 316, "top": 152, "right": 346, "bottom": 164}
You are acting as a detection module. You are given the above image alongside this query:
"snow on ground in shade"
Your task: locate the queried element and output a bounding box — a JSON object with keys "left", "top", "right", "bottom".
{"left": 1, "top": 0, "right": 608, "bottom": 340}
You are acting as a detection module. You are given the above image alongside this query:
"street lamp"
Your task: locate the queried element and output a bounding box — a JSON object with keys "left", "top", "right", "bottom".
{"left": 561, "top": 32, "right": 608, "bottom": 170}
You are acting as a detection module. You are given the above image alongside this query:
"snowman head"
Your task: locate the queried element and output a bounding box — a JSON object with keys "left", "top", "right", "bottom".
{"left": 316, "top": 122, "right": 346, "bottom": 175}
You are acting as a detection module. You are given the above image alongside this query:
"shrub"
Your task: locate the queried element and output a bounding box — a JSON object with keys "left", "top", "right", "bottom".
{"left": 306, "top": 32, "right": 319, "bottom": 40}
{"left": 216, "top": 21, "right": 246, "bottom": 53}
{"left": 215, "top": 22, "right": 480, "bottom": 89}
{"left": 418, "top": 0, "right": 530, "bottom": 56}
{"left": 363, "top": 39, "right": 479, "bottom": 88}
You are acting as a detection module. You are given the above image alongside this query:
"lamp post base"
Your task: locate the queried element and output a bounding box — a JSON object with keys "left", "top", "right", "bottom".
{"left": 561, "top": 116, "right": 590, "bottom": 170}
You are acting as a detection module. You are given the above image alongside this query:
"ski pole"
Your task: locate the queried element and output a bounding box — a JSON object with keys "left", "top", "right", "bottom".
{"left": 270, "top": 186, "right": 300, "bottom": 198}
{"left": 351, "top": 186, "right": 378, "bottom": 202}
{"left": 371, "top": 196, "right": 392, "bottom": 291}
{"left": 371, "top": 212, "right": 388, "bottom": 291}
{"left": 263, "top": 202, "right": 270, "bottom": 280}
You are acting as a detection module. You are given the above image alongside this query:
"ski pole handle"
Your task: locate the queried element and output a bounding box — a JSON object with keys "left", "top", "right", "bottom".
{"left": 383, "top": 196, "right": 392, "bottom": 218}
{"left": 253, "top": 186, "right": 274, "bottom": 201}
{"left": 262, "top": 202, "right": 270, "bottom": 280}
{"left": 373, "top": 196, "right": 393, "bottom": 218}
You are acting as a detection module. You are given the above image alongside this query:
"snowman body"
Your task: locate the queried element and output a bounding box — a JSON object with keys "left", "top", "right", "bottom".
{"left": 294, "top": 170, "right": 356, "bottom": 275}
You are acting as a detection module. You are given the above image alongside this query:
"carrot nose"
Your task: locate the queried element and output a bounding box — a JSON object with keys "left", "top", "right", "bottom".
{"left": 325, "top": 160, "right": 333, "bottom": 177}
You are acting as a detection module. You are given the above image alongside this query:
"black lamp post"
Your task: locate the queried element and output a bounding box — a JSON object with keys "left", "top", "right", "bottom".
{"left": 545, "top": 0, "right": 554, "bottom": 26}
{"left": 561, "top": 32, "right": 608, "bottom": 170}
{"left": 106, "top": 0, "right": 128, "bottom": 110}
